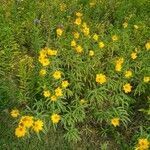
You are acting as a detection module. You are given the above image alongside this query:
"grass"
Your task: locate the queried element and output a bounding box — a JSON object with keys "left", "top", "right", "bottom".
{"left": 0, "top": 110, "right": 71, "bottom": 150}
{"left": 0, "top": 104, "right": 125, "bottom": 150}
{"left": 0, "top": 112, "right": 104, "bottom": 150}
{"left": 1, "top": 109, "right": 147, "bottom": 150}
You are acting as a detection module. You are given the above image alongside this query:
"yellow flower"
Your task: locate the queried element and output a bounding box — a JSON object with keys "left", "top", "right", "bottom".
{"left": 125, "top": 70, "right": 132, "bottom": 78}
{"left": 10, "top": 109, "right": 19, "bottom": 118}
{"left": 80, "top": 99, "right": 87, "bottom": 105}
{"left": 53, "top": 71, "right": 62, "bottom": 79}
{"left": 15, "top": 126, "right": 26, "bottom": 138}
{"left": 112, "top": 35, "right": 118, "bottom": 41}
{"left": 143, "top": 77, "right": 150, "bottom": 83}
{"left": 51, "top": 114, "right": 61, "bottom": 124}
{"left": 99, "top": 42, "right": 105, "bottom": 48}
{"left": 38, "top": 52, "right": 46, "bottom": 59}
{"left": 116, "top": 57, "right": 124, "bottom": 64}
{"left": 56, "top": 28, "right": 63, "bottom": 37}
{"left": 38, "top": 55, "right": 44, "bottom": 62}
{"left": 47, "top": 49, "right": 57, "bottom": 56}
{"left": 43, "top": 90, "right": 51, "bottom": 97}
{"left": 52, "top": 50, "right": 57, "bottom": 56}
{"left": 71, "top": 40, "right": 76, "bottom": 47}
{"left": 90, "top": 2, "right": 96, "bottom": 7}
{"left": 74, "top": 17, "right": 82, "bottom": 25}
{"left": 111, "top": 118, "right": 120, "bottom": 127}
{"left": 60, "top": 3, "right": 66, "bottom": 12}
{"left": 82, "top": 22, "right": 87, "bottom": 28}
{"left": 76, "top": 12, "right": 83, "bottom": 17}
{"left": 75, "top": 45, "right": 83, "bottom": 53}
{"left": 39, "top": 69, "right": 46, "bottom": 76}
{"left": 32, "top": 120, "right": 43, "bottom": 133}
{"left": 39, "top": 58, "right": 50, "bottom": 67}
{"left": 73, "top": 32, "right": 80, "bottom": 39}
{"left": 135, "top": 48, "right": 138, "bottom": 52}
{"left": 89, "top": 50, "right": 94, "bottom": 56}
{"left": 55, "top": 87, "right": 63, "bottom": 97}
{"left": 96, "top": 74, "right": 107, "bottom": 84}
{"left": 93, "top": 34, "right": 99, "bottom": 41}
{"left": 123, "top": 83, "right": 132, "bottom": 93}
{"left": 61, "top": 80, "right": 69, "bottom": 88}
{"left": 134, "top": 25, "right": 139, "bottom": 29}
{"left": 145, "top": 41, "right": 150, "bottom": 50}
{"left": 19, "top": 116, "right": 34, "bottom": 128}
{"left": 115, "top": 58, "right": 124, "bottom": 72}
{"left": 39, "top": 49, "right": 47, "bottom": 57}
{"left": 115, "top": 63, "right": 122, "bottom": 72}
{"left": 51, "top": 95, "right": 57, "bottom": 102}
{"left": 131, "top": 52, "right": 137, "bottom": 59}
{"left": 123, "top": 22, "right": 128, "bottom": 28}
{"left": 82, "top": 27, "right": 90, "bottom": 36}
{"left": 137, "top": 138, "right": 149, "bottom": 150}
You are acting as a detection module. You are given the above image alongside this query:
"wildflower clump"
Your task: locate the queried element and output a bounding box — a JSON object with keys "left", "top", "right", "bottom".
{"left": 14, "top": 114, "right": 44, "bottom": 138}
{"left": 4, "top": 1, "right": 150, "bottom": 148}
{"left": 74, "top": 12, "right": 82, "bottom": 26}
{"left": 81, "top": 22, "right": 90, "bottom": 36}
{"left": 38, "top": 48, "right": 50, "bottom": 67}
